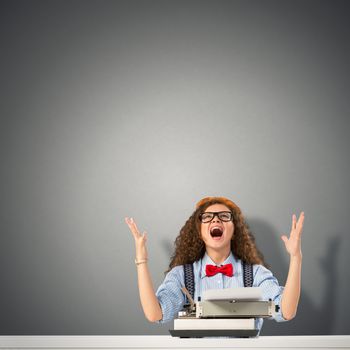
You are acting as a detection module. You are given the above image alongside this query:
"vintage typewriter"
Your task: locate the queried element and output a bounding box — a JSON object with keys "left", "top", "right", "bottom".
{"left": 169, "top": 287, "right": 279, "bottom": 338}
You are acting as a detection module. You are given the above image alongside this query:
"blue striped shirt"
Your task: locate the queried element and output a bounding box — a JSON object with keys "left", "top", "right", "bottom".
{"left": 155, "top": 252, "right": 287, "bottom": 331}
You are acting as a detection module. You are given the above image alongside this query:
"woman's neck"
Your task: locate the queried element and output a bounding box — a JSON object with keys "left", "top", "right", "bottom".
{"left": 206, "top": 247, "right": 231, "bottom": 265}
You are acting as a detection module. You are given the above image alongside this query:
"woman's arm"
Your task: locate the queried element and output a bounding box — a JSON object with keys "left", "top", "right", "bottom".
{"left": 125, "top": 217, "right": 163, "bottom": 322}
{"left": 135, "top": 262, "right": 163, "bottom": 322}
{"left": 280, "top": 212, "right": 305, "bottom": 320}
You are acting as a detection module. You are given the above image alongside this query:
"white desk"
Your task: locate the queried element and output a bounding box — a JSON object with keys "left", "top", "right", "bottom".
{"left": 0, "top": 336, "right": 349, "bottom": 349}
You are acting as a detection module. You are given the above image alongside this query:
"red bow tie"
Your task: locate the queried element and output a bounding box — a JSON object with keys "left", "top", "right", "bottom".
{"left": 205, "top": 263, "right": 234, "bottom": 277}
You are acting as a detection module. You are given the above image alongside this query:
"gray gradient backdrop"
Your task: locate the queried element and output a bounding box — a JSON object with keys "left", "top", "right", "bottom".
{"left": 1, "top": 0, "right": 350, "bottom": 335}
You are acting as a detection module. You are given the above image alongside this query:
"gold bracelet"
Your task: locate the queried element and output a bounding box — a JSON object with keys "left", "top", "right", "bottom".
{"left": 135, "top": 258, "right": 148, "bottom": 265}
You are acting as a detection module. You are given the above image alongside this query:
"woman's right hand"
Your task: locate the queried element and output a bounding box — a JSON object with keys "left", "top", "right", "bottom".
{"left": 125, "top": 217, "right": 148, "bottom": 261}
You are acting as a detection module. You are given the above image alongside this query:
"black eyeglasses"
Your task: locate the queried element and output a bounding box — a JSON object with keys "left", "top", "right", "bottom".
{"left": 199, "top": 211, "right": 233, "bottom": 223}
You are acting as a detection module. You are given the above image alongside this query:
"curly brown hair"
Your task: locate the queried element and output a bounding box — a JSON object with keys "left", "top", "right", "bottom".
{"left": 167, "top": 196, "right": 267, "bottom": 272}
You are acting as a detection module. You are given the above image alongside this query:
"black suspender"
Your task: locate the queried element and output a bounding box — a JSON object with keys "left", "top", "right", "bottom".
{"left": 242, "top": 261, "right": 254, "bottom": 288}
{"left": 183, "top": 261, "right": 253, "bottom": 302}
{"left": 183, "top": 263, "right": 195, "bottom": 302}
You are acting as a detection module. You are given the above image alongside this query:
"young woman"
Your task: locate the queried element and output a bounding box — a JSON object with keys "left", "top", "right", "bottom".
{"left": 125, "top": 196, "right": 304, "bottom": 331}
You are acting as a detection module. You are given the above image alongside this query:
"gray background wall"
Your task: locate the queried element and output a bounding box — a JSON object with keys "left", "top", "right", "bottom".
{"left": 1, "top": 0, "right": 349, "bottom": 335}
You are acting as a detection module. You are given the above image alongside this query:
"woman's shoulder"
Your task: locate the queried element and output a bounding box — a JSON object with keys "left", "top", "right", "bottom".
{"left": 166, "top": 264, "right": 185, "bottom": 278}
{"left": 251, "top": 263, "right": 276, "bottom": 281}
{"left": 169, "top": 264, "right": 185, "bottom": 272}
{"left": 163, "top": 264, "right": 186, "bottom": 285}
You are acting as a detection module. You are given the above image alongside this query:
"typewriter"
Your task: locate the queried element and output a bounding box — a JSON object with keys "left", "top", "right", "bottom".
{"left": 169, "top": 287, "right": 279, "bottom": 338}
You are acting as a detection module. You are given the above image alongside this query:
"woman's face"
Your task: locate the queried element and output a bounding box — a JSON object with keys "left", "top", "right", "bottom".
{"left": 200, "top": 203, "right": 234, "bottom": 252}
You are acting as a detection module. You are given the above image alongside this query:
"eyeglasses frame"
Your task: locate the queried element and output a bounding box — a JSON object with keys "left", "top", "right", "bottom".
{"left": 199, "top": 211, "right": 233, "bottom": 223}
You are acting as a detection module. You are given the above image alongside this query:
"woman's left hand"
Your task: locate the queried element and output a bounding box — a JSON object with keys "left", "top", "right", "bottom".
{"left": 281, "top": 212, "right": 305, "bottom": 258}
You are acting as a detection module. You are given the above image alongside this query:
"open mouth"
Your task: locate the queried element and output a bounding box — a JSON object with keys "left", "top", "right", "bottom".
{"left": 210, "top": 226, "right": 224, "bottom": 239}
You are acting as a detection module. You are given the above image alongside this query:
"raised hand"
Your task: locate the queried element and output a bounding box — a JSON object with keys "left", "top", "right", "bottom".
{"left": 281, "top": 212, "right": 305, "bottom": 258}
{"left": 125, "top": 217, "right": 148, "bottom": 261}
{"left": 124, "top": 217, "right": 162, "bottom": 322}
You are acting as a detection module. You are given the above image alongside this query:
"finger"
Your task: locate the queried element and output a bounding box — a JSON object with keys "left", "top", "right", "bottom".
{"left": 142, "top": 231, "right": 147, "bottom": 242}
{"left": 125, "top": 217, "right": 136, "bottom": 228}
{"left": 292, "top": 214, "right": 297, "bottom": 229}
{"left": 296, "top": 212, "right": 305, "bottom": 237}
{"left": 296, "top": 212, "right": 305, "bottom": 228}
{"left": 125, "top": 217, "right": 132, "bottom": 228}
{"left": 132, "top": 220, "right": 142, "bottom": 236}
{"left": 125, "top": 217, "right": 141, "bottom": 238}
{"left": 281, "top": 235, "right": 288, "bottom": 245}
{"left": 289, "top": 214, "right": 297, "bottom": 239}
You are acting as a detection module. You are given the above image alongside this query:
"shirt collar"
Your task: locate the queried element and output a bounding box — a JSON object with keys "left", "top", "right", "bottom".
{"left": 200, "top": 251, "right": 237, "bottom": 278}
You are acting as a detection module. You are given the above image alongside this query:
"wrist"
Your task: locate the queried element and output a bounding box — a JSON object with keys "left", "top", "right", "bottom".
{"left": 135, "top": 258, "right": 148, "bottom": 265}
{"left": 290, "top": 253, "right": 302, "bottom": 262}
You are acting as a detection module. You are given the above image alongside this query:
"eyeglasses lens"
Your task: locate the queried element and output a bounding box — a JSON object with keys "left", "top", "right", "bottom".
{"left": 200, "top": 212, "right": 232, "bottom": 223}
